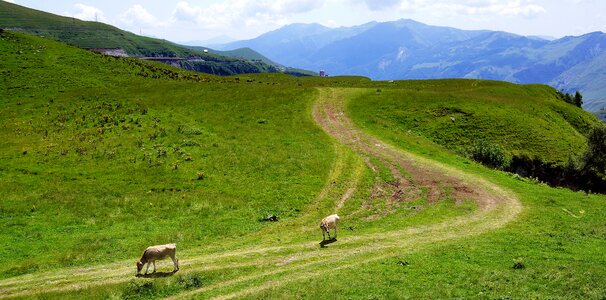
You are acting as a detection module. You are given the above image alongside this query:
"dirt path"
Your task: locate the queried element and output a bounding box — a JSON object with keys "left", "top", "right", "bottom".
{"left": 0, "top": 88, "right": 522, "bottom": 299}
{"left": 168, "top": 88, "right": 522, "bottom": 299}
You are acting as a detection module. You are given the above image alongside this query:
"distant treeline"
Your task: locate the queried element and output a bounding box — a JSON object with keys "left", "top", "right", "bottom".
{"left": 179, "top": 60, "right": 278, "bottom": 76}
{"left": 556, "top": 90, "right": 583, "bottom": 108}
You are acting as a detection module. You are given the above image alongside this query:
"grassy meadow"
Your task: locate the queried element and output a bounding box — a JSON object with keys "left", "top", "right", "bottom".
{"left": 1, "top": 30, "right": 605, "bottom": 299}
{"left": 1, "top": 31, "right": 334, "bottom": 276}
{"left": 348, "top": 81, "right": 602, "bottom": 164}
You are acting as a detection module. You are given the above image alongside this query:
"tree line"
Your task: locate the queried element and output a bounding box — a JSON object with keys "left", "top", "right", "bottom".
{"left": 557, "top": 90, "right": 583, "bottom": 108}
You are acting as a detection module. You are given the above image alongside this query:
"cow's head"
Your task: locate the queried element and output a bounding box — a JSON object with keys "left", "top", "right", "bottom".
{"left": 136, "top": 261, "right": 144, "bottom": 273}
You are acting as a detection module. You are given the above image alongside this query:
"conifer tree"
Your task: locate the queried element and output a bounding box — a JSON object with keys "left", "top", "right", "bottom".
{"left": 574, "top": 91, "right": 583, "bottom": 108}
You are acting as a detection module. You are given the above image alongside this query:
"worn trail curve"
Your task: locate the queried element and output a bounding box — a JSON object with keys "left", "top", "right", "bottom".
{"left": 0, "top": 88, "right": 522, "bottom": 299}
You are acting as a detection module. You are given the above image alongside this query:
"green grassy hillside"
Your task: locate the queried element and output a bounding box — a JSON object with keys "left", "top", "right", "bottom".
{"left": 192, "top": 46, "right": 318, "bottom": 76}
{"left": 1, "top": 30, "right": 605, "bottom": 299}
{"left": 0, "top": 30, "right": 332, "bottom": 277}
{"left": 348, "top": 80, "right": 602, "bottom": 165}
{"left": 189, "top": 47, "right": 279, "bottom": 66}
{"left": 0, "top": 1, "right": 279, "bottom": 75}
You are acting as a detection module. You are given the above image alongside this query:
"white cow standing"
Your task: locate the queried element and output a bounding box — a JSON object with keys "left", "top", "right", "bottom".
{"left": 136, "top": 243, "right": 179, "bottom": 274}
{"left": 320, "top": 214, "right": 340, "bottom": 241}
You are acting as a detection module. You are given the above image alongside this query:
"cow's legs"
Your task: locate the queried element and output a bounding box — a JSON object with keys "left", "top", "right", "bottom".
{"left": 145, "top": 262, "right": 151, "bottom": 274}
{"left": 170, "top": 255, "right": 179, "bottom": 271}
{"left": 152, "top": 261, "right": 157, "bottom": 273}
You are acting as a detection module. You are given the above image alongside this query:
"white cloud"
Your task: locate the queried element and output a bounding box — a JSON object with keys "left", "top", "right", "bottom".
{"left": 362, "top": 0, "right": 401, "bottom": 11}
{"left": 270, "top": 0, "right": 325, "bottom": 14}
{"left": 171, "top": 0, "right": 325, "bottom": 31}
{"left": 68, "top": 3, "right": 107, "bottom": 22}
{"left": 355, "top": 0, "right": 546, "bottom": 18}
{"left": 425, "top": 1, "right": 545, "bottom": 18}
{"left": 120, "top": 4, "right": 158, "bottom": 27}
{"left": 173, "top": 1, "right": 201, "bottom": 22}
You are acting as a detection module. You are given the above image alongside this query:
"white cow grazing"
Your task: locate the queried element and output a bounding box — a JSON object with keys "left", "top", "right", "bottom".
{"left": 320, "top": 214, "right": 340, "bottom": 240}
{"left": 136, "top": 244, "right": 179, "bottom": 274}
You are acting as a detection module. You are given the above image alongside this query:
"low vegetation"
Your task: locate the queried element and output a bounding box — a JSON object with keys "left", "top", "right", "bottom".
{"left": 349, "top": 83, "right": 606, "bottom": 191}
{"left": 0, "top": 31, "right": 333, "bottom": 277}
{"left": 1, "top": 30, "right": 605, "bottom": 299}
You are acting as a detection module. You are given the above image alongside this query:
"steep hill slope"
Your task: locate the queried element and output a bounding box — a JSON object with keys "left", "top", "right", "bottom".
{"left": 0, "top": 1, "right": 278, "bottom": 75}
{"left": 185, "top": 46, "right": 317, "bottom": 76}
{"left": 347, "top": 80, "right": 602, "bottom": 166}
{"left": 222, "top": 19, "right": 606, "bottom": 111}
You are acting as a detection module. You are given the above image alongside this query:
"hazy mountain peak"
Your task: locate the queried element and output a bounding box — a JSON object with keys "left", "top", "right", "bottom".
{"left": 391, "top": 18, "right": 427, "bottom": 27}
{"left": 222, "top": 19, "right": 606, "bottom": 111}
{"left": 263, "top": 22, "right": 330, "bottom": 37}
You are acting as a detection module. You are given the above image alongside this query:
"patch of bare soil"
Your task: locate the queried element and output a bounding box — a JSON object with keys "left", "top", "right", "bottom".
{"left": 312, "top": 88, "right": 503, "bottom": 211}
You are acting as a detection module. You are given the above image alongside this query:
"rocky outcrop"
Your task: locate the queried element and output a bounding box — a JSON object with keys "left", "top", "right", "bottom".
{"left": 88, "top": 48, "right": 129, "bottom": 57}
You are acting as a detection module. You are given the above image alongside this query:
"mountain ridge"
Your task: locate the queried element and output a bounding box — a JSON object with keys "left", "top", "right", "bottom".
{"left": 221, "top": 19, "right": 606, "bottom": 111}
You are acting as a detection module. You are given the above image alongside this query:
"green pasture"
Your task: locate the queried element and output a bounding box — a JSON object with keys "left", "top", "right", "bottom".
{"left": 1, "top": 31, "right": 605, "bottom": 299}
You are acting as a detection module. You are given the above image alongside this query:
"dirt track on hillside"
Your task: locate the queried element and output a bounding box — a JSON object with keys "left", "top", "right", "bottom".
{"left": 0, "top": 88, "right": 522, "bottom": 299}
{"left": 314, "top": 88, "right": 496, "bottom": 209}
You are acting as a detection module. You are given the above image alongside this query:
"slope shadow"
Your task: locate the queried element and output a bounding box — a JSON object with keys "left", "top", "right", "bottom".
{"left": 319, "top": 238, "right": 337, "bottom": 248}
{"left": 135, "top": 270, "right": 178, "bottom": 278}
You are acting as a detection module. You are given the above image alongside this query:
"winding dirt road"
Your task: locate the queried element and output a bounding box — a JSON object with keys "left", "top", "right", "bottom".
{"left": 0, "top": 88, "right": 522, "bottom": 299}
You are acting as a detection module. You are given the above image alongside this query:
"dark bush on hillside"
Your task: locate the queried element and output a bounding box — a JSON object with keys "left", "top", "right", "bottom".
{"left": 507, "top": 154, "right": 577, "bottom": 188}
{"left": 580, "top": 127, "right": 606, "bottom": 177}
{"left": 577, "top": 126, "right": 606, "bottom": 191}
{"left": 504, "top": 126, "right": 606, "bottom": 193}
{"left": 468, "top": 140, "right": 509, "bottom": 169}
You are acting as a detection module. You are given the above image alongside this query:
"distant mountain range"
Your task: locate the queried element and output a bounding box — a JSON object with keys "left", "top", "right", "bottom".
{"left": 219, "top": 19, "right": 606, "bottom": 112}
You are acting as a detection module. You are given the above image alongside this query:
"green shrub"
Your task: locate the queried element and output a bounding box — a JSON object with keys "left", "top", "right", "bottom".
{"left": 176, "top": 273, "right": 204, "bottom": 290}
{"left": 122, "top": 280, "right": 156, "bottom": 300}
{"left": 468, "top": 140, "right": 509, "bottom": 169}
{"left": 580, "top": 126, "right": 606, "bottom": 179}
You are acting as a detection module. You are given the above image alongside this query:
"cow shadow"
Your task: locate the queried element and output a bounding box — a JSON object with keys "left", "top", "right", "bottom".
{"left": 319, "top": 238, "right": 337, "bottom": 248}
{"left": 135, "top": 270, "right": 178, "bottom": 278}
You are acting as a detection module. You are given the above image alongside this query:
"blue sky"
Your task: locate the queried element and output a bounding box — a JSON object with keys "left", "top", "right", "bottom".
{"left": 3, "top": 0, "right": 605, "bottom": 43}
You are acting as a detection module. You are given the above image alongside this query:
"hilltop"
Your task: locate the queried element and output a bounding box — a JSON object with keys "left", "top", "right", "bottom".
{"left": 221, "top": 19, "right": 606, "bottom": 112}
{"left": 1, "top": 30, "right": 605, "bottom": 299}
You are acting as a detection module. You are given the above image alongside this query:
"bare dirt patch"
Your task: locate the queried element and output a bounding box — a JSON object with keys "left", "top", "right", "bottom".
{"left": 313, "top": 88, "right": 493, "bottom": 210}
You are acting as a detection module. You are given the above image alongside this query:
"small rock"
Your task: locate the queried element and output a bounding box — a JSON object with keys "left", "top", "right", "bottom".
{"left": 397, "top": 260, "right": 409, "bottom": 267}
{"left": 261, "top": 215, "right": 279, "bottom": 222}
